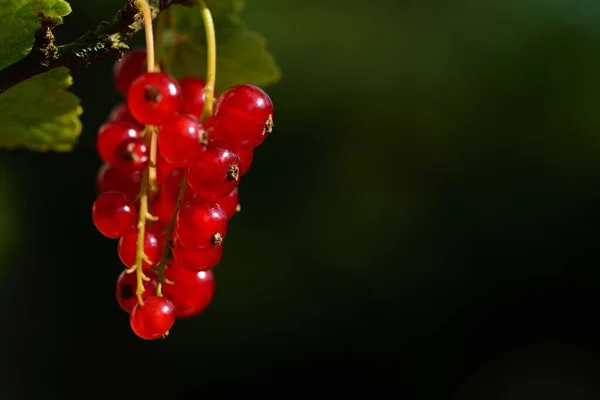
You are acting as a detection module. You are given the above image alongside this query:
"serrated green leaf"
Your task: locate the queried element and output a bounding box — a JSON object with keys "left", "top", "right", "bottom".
{"left": 0, "top": 0, "right": 72, "bottom": 70}
{"left": 159, "top": 4, "right": 281, "bottom": 93}
{"left": 0, "top": 67, "right": 82, "bottom": 151}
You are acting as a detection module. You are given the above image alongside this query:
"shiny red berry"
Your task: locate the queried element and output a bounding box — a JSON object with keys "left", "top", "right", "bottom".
{"left": 156, "top": 151, "right": 175, "bottom": 185}
{"left": 215, "top": 187, "right": 240, "bottom": 220}
{"left": 213, "top": 84, "right": 274, "bottom": 149}
{"left": 162, "top": 263, "right": 215, "bottom": 318}
{"left": 130, "top": 295, "right": 176, "bottom": 340}
{"left": 172, "top": 236, "right": 223, "bottom": 272}
{"left": 96, "top": 163, "right": 141, "bottom": 202}
{"left": 96, "top": 121, "right": 143, "bottom": 166}
{"left": 113, "top": 48, "right": 147, "bottom": 96}
{"left": 113, "top": 138, "right": 149, "bottom": 174}
{"left": 178, "top": 77, "right": 207, "bottom": 119}
{"left": 118, "top": 228, "right": 161, "bottom": 270}
{"left": 108, "top": 102, "right": 143, "bottom": 127}
{"left": 92, "top": 191, "right": 137, "bottom": 238}
{"left": 237, "top": 148, "right": 254, "bottom": 176}
{"left": 116, "top": 270, "right": 158, "bottom": 314}
{"left": 158, "top": 114, "right": 207, "bottom": 167}
{"left": 175, "top": 200, "right": 228, "bottom": 250}
{"left": 186, "top": 141, "right": 240, "bottom": 200}
{"left": 127, "top": 72, "right": 181, "bottom": 126}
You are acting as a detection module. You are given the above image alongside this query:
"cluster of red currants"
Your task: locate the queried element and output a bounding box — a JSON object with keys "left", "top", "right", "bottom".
{"left": 91, "top": 49, "right": 274, "bottom": 340}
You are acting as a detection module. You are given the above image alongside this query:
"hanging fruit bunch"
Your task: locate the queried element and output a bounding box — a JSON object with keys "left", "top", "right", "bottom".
{"left": 91, "top": 0, "right": 275, "bottom": 340}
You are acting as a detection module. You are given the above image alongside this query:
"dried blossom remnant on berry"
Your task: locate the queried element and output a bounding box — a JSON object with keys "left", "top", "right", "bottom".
{"left": 263, "top": 114, "right": 274, "bottom": 135}
{"left": 144, "top": 85, "right": 162, "bottom": 106}
{"left": 226, "top": 165, "right": 239, "bottom": 181}
{"left": 211, "top": 232, "right": 223, "bottom": 246}
{"left": 199, "top": 129, "right": 209, "bottom": 145}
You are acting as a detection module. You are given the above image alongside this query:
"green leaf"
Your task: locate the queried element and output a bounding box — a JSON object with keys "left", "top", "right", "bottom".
{"left": 159, "top": 3, "right": 281, "bottom": 93}
{"left": 0, "top": 67, "right": 82, "bottom": 151}
{"left": 0, "top": 0, "right": 72, "bottom": 70}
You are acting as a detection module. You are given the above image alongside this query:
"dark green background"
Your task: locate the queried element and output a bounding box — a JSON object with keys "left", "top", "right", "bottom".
{"left": 2, "top": 0, "right": 600, "bottom": 397}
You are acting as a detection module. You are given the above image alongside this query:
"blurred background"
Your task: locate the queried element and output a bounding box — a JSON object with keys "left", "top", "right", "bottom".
{"left": 2, "top": 0, "right": 600, "bottom": 397}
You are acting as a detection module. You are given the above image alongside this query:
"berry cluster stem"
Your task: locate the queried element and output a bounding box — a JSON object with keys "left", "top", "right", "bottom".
{"left": 130, "top": 0, "right": 160, "bottom": 305}
{"left": 199, "top": 0, "right": 217, "bottom": 123}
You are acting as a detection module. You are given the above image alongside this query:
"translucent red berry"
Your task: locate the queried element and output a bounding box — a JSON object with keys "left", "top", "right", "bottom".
{"left": 178, "top": 77, "right": 207, "bottom": 119}
{"left": 237, "top": 148, "right": 254, "bottom": 176}
{"left": 213, "top": 84, "right": 274, "bottom": 149}
{"left": 96, "top": 121, "right": 143, "bottom": 166}
{"left": 130, "top": 295, "right": 176, "bottom": 340}
{"left": 158, "top": 114, "right": 207, "bottom": 167}
{"left": 156, "top": 151, "right": 175, "bottom": 185}
{"left": 92, "top": 191, "right": 137, "bottom": 238}
{"left": 113, "top": 48, "right": 147, "bottom": 96}
{"left": 96, "top": 163, "right": 141, "bottom": 202}
{"left": 127, "top": 72, "right": 181, "bottom": 126}
{"left": 215, "top": 187, "right": 240, "bottom": 220}
{"left": 175, "top": 200, "right": 228, "bottom": 250}
{"left": 116, "top": 270, "right": 158, "bottom": 313}
{"left": 112, "top": 138, "right": 149, "bottom": 174}
{"left": 172, "top": 236, "right": 223, "bottom": 272}
{"left": 186, "top": 141, "right": 240, "bottom": 200}
{"left": 108, "top": 102, "right": 143, "bottom": 127}
{"left": 118, "top": 228, "right": 161, "bottom": 270}
{"left": 163, "top": 168, "right": 196, "bottom": 202}
{"left": 162, "top": 263, "right": 215, "bottom": 318}
{"left": 147, "top": 221, "right": 167, "bottom": 252}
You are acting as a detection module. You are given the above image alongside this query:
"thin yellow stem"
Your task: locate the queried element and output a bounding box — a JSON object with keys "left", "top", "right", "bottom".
{"left": 136, "top": 0, "right": 156, "bottom": 72}
{"left": 199, "top": 0, "right": 216, "bottom": 123}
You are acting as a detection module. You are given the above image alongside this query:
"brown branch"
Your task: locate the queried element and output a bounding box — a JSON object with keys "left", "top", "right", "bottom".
{"left": 0, "top": 0, "right": 193, "bottom": 95}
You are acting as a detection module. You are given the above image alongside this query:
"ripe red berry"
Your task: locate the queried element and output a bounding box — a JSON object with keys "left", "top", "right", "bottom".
{"left": 96, "top": 163, "right": 141, "bottom": 202}
{"left": 118, "top": 228, "right": 161, "bottom": 270}
{"left": 178, "top": 77, "right": 207, "bottom": 119}
{"left": 237, "top": 148, "right": 254, "bottom": 176}
{"left": 116, "top": 270, "right": 158, "bottom": 313}
{"left": 113, "top": 48, "right": 147, "bottom": 96}
{"left": 163, "top": 168, "right": 196, "bottom": 202}
{"left": 108, "top": 102, "right": 143, "bottom": 127}
{"left": 215, "top": 187, "right": 240, "bottom": 219}
{"left": 96, "top": 121, "right": 143, "bottom": 166}
{"left": 162, "top": 263, "right": 215, "bottom": 318}
{"left": 113, "top": 138, "right": 149, "bottom": 174}
{"left": 92, "top": 191, "right": 137, "bottom": 238}
{"left": 172, "top": 236, "right": 223, "bottom": 272}
{"left": 127, "top": 72, "right": 181, "bottom": 126}
{"left": 158, "top": 114, "right": 207, "bottom": 167}
{"left": 155, "top": 151, "right": 175, "bottom": 185}
{"left": 175, "top": 200, "right": 228, "bottom": 250}
{"left": 213, "top": 84, "right": 274, "bottom": 149}
{"left": 147, "top": 221, "right": 167, "bottom": 251}
{"left": 186, "top": 141, "right": 240, "bottom": 200}
{"left": 130, "top": 295, "right": 176, "bottom": 340}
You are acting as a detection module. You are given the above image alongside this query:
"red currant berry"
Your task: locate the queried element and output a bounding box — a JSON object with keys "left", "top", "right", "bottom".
{"left": 112, "top": 48, "right": 147, "bottom": 96}
{"left": 178, "top": 77, "right": 207, "bottom": 119}
{"left": 92, "top": 191, "right": 137, "bottom": 238}
{"left": 175, "top": 200, "right": 228, "bottom": 250}
{"left": 96, "top": 121, "right": 143, "bottom": 166}
{"left": 237, "top": 148, "right": 254, "bottom": 176}
{"left": 156, "top": 151, "right": 175, "bottom": 185}
{"left": 108, "top": 102, "right": 143, "bottom": 127}
{"left": 215, "top": 187, "right": 240, "bottom": 220}
{"left": 162, "top": 263, "right": 215, "bottom": 318}
{"left": 113, "top": 138, "right": 149, "bottom": 174}
{"left": 163, "top": 168, "right": 196, "bottom": 202}
{"left": 96, "top": 163, "right": 141, "bottom": 202}
{"left": 213, "top": 84, "right": 274, "bottom": 149}
{"left": 172, "top": 236, "right": 223, "bottom": 272}
{"left": 204, "top": 117, "right": 218, "bottom": 140}
{"left": 116, "top": 270, "right": 158, "bottom": 314}
{"left": 127, "top": 72, "right": 181, "bottom": 126}
{"left": 186, "top": 141, "right": 241, "bottom": 200}
{"left": 147, "top": 221, "right": 167, "bottom": 251}
{"left": 130, "top": 295, "right": 176, "bottom": 340}
{"left": 158, "top": 114, "right": 207, "bottom": 167}
{"left": 118, "top": 228, "right": 161, "bottom": 270}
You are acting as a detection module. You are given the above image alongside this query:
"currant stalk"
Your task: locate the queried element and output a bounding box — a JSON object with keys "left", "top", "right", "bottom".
{"left": 128, "top": 0, "right": 160, "bottom": 305}
{"left": 153, "top": 0, "right": 218, "bottom": 296}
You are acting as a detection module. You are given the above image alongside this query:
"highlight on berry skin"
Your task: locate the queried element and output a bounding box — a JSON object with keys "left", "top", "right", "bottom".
{"left": 92, "top": 1, "right": 276, "bottom": 340}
